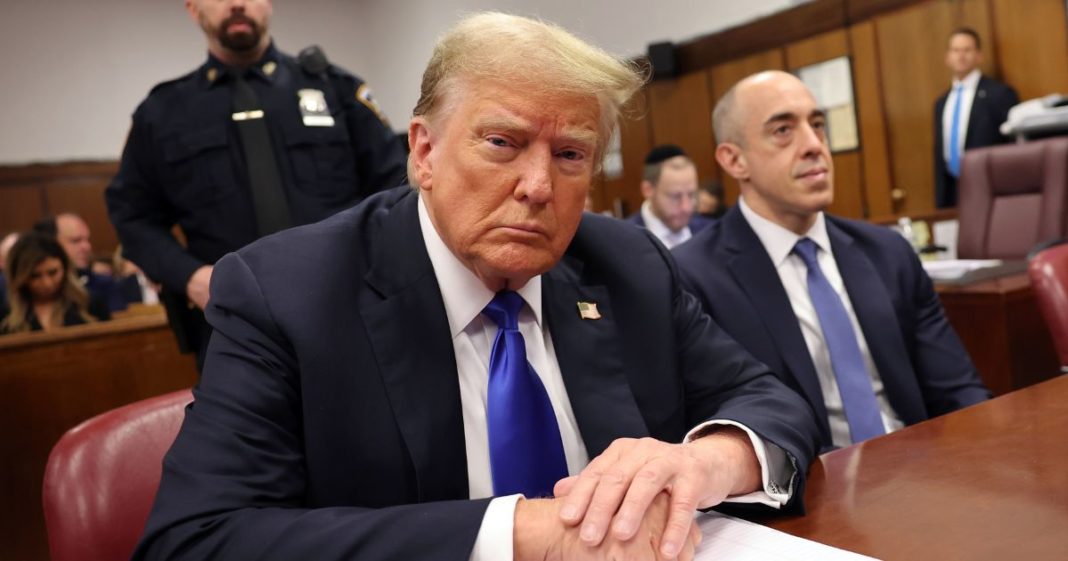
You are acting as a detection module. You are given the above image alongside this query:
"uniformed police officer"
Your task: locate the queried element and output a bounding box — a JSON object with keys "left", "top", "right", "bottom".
{"left": 106, "top": 0, "right": 407, "bottom": 369}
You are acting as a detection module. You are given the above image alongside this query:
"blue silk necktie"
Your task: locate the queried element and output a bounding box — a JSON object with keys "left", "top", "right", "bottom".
{"left": 948, "top": 84, "right": 964, "bottom": 178}
{"left": 483, "top": 291, "right": 568, "bottom": 497}
{"left": 793, "top": 239, "right": 886, "bottom": 443}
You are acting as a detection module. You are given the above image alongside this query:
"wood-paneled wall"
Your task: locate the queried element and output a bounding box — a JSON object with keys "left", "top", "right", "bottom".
{"left": 0, "top": 161, "right": 119, "bottom": 256}
{"left": 4, "top": 1, "right": 1067, "bottom": 224}
{"left": 602, "top": 0, "right": 1068, "bottom": 220}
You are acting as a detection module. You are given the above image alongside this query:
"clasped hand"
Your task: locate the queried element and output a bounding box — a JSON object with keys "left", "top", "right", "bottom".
{"left": 515, "top": 429, "right": 760, "bottom": 561}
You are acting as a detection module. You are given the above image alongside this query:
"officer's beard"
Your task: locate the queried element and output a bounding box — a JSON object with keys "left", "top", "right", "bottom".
{"left": 216, "top": 14, "right": 262, "bottom": 53}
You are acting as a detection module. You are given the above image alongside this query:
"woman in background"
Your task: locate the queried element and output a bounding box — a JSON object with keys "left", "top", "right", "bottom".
{"left": 1, "top": 232, "right": 108, "bottom": 334}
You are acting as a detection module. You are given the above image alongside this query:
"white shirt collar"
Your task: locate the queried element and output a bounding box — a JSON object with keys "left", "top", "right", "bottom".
{"left": 640, "top": 200, "right": 691, "bottom": 246}
{"left": 738, "top": 196, "right": 832, "bottom": 266}
{"left": 953, "top": 69, "right": 982, "bottom": 90}
{"left": 417, "top": 193, "right": 543, "bottom": 338}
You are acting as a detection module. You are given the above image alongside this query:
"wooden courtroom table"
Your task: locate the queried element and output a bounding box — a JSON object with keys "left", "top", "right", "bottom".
{"left": 762, "top": 374, "right": 1068, "bottom": 560}
{"left": 936, "top": 272, "right": 1060, "bottom": 395}
{"left": 0, "top": 312, "right": 198, "bottom": 561}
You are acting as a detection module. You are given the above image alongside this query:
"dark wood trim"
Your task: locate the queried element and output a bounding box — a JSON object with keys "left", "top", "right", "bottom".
{"left": 676, "top": 0, "right": 847, "bottom": 75}
{"left": 868, "top": 207, "right": 958, "bottom": 226}
{"left": 673, "top": 0, "right": 939, "bottom": 76}
{"left": 846, "top": 0, "right": 927, "bottom": 23}
{"left": 0, "top": 160, "right": 118, "bottom": 187}
{"left": 0, "top": 312, "right": 167, "bottom": 351}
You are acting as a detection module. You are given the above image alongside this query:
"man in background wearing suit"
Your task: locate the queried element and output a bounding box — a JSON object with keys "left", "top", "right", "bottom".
{"left": 675, "top": 71, "right": 989, "bottom": 452}
{"left": 626, "top": 145, "right": 712, "bottom": 248}
{"left": 134, "top": 14, "right": 819, "bottom": 561}
{"left": 933, "top": 27, "right": 1018, "bottom": 208}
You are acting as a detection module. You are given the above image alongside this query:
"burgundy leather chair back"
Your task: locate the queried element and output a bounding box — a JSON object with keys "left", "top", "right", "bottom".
{"left": 1029, "top": 243, "right": 1068, "bottom": 368}
{"left": 43, "top": 389, "right": 192, "bottom": 561}
{"left": 958, "top": 137, "right": 1068, "bottom": 259}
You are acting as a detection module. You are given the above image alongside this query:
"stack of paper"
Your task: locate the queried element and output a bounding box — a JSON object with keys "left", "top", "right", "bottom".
{"left": 921, "top": 259, "right": 1003, "bottom": 281}
{"left": 695, "top": 512, "right": 879, "bottom": 560}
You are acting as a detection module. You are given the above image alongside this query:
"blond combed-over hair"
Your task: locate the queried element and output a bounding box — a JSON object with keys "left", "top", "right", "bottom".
{"left": 409, "top": 12, "right": 645, "bottom": 180}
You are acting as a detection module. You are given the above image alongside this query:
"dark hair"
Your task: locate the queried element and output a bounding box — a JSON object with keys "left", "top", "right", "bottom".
{"left": 32, "top": 217, "right": 58, "bottom": 237}
{"left": 2, "top": 231, "right": 91, "bottom": 333}
{"left": 950, "top": 27, "right": 982, "bottom": 50}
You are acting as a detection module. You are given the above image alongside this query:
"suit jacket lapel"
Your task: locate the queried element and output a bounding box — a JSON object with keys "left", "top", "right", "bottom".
{"left": 966, "top": 77, "right": 989, "bottom": 147}
{"left": 827, "top": 221, "right": 916, "bottom": 419}
{"left": 722, "top": 210, "right": 832, "bottom": 439}
{"left": 543, "top": 253, "right": 648, "bottom": 459}
{"left": 360, "top": 190, "right": 469, "bottom": 501}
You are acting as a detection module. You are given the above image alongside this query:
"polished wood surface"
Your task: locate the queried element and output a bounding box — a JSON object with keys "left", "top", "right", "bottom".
{"left": 937, "top": 272, "right": 1060, "bottom": 395}
{"left": 0, "top": 313, "right": 198, "bottom": 561}
{"left": 764, "top": 374, "right": 1068, "bottom": 560}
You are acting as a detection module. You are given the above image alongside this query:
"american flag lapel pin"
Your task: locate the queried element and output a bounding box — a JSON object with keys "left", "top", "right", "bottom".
{"left": 577, "top": 301, "right": 601, "bottom": 320}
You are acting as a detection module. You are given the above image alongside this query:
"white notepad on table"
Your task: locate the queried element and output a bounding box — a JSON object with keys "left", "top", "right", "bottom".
{"left": 696, "top": 512, "right": 880, "bottom": 560}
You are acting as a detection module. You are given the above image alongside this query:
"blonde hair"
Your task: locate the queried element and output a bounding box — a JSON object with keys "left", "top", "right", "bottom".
{"left": 409, "top": 12, "right": 645, "bottom": 181}
{"left": 2, "top": 232, "right": 93, "bottom": 333}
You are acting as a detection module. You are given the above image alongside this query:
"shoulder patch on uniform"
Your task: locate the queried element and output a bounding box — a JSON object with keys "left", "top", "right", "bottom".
{"left": 356, "top": 84, "right": 390, "bottom": 126}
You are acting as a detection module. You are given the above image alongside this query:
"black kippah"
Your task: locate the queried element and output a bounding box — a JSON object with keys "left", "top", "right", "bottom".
{"left": 644, "top": 144, "right": 687, "bottom": 165}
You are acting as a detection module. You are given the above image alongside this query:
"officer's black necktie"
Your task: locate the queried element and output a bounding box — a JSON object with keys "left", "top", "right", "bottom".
{"left": 231, "top": 71, "right": 292, "bottom": 236}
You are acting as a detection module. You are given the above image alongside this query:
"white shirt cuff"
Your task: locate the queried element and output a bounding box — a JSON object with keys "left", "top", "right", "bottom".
{"left": 468, "top": 494, "right": 523, "bottom": 561}
{"left": 684, "top": 420, "right": 794, "bottom": 509}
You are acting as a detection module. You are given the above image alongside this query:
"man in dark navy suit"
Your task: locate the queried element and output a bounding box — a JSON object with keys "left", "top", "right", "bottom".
{"left": 626, "top": 145, "right": 712, "bottom": 248}
{"left": 933, "top": 27, "right": 1018, "bottom": 208}
{"left": 675, "top": 71, "right": 989, "bottom": 453}
{"left": 134, "top": 14, "right": 819, "bottom": 561}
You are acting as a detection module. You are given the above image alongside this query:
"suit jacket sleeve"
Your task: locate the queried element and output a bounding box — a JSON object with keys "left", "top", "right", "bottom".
{"left": 662, "top": 242, "right": 819, "bottom": 512}
{"left": 902, "top": 240, "right": 991, "bottom": 414}
{"left": 933, "top": 95, "right": 946, "bottom": 188}
{"left": 133, "top": 251, "right": 490, "bottom": 561}
{"left": 333, "top": 72, "right": 408, "bottom": 197}
{"left": 993, "top": 82, "right": 1020, "bottom": 143}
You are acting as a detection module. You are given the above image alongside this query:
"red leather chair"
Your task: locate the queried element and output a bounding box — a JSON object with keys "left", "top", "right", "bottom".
{"left": 43, "top": 389, "right": 192, "bottom": 561}
{"left": 958, "top": 137, "right": 1068, "bottom": 259}
{"left": 1029, "top": 242, "right": 1068, "bottom": 370}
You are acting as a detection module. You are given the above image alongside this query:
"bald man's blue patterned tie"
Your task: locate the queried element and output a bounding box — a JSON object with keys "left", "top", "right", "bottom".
{"left": 793, "top": 239, "right": 886, "bottom": 443}
{"left": 483, "top": 291, "right": 568, "bottom": 497}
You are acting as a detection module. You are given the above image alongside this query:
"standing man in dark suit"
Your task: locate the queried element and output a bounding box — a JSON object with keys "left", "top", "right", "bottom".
{"left": 675, "top": 71, "right": 989, "bottom": 452}
{"left": 626, "top": 145, "right": 712, "bottom": 249}
{"left": 134, "top": 14, "right": 820, "bottom": 561}
{"left": 933, "top": 27, "right": 1018, "bottom": 208}
{"left": 106, "top": 0, "right": 407, "bottom": 369}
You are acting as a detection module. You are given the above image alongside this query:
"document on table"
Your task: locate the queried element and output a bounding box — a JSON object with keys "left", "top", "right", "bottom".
{"left": 696, "top": 512, "right": 880, "bottom": 560}
{"left": 921, "top": 259, "right": 1003, "bottom": 281}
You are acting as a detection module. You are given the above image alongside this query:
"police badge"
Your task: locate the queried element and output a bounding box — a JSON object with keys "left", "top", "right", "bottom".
{"left": 298, "top": 88, "right": 335, "bottom": 127}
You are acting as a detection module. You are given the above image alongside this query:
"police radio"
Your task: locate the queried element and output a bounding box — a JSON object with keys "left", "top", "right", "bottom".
{"left": 297, "top": 45, "right": 339, "bottom": 126}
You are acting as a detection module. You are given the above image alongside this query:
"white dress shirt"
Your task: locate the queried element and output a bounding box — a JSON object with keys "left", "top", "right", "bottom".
{"left": 640, "top": 200, "right": 692, "bottom": 249}
{"left": 418, "top": 195, "right": 791, "bottom": 560}
{"left": 942, "top": 69, "right": 982, "bottom": 165}
{"left": 739, "top": 198, "right": 905, "bottom": 448}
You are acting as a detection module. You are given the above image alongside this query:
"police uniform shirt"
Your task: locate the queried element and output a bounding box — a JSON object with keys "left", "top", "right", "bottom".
{"left": 106, "top": 42, "right": 407, "bottom": 296}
